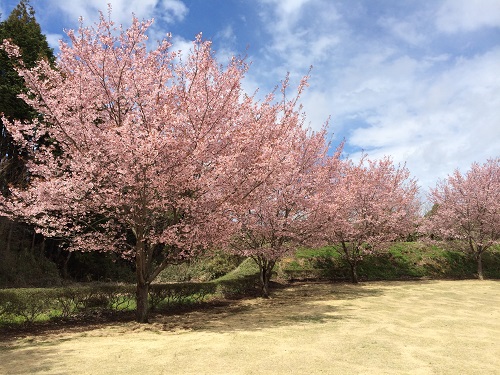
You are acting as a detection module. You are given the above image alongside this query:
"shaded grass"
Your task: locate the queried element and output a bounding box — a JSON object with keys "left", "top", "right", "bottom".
{"left": 0, "top": 259, "right": 260, "bottom": 331}
{"left": 2, "top": 280, "right": 498, "bottom": 375}
{"left": 3, "top": 242, "right": 498, "bottom": 334}
{"left": 279, "top": 242, "right": 500, "bottom": 282}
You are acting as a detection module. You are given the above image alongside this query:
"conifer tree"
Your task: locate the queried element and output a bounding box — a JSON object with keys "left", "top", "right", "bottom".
{"left": 0, "top": 0, "right": 54, "bottom": 192}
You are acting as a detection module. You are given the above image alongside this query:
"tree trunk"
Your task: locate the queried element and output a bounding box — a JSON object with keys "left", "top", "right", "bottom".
{"left": 136, "top": 282, "right": 150, "bottom": 323}
{"left": 39, "top": 237, "right": 46, "bottom": 257}
{"left": 6, "top": 220, "right": 13, "bottom": 253}
{"left": 258, "top": 259, "right": 275, "bottom": 298}
{"left": 135, "top": 236, "right": 151, "bottom": 323}
{"left": 477, "top": 251, "right": 484, "bottom": 280}
{"left": 260, "top": 267, "right": 270, "bottom": 298}
{"left": 341, "top": 241, "right": 359, "bottom": 284}
{"left": 62, "top": 252, "right": 71, "bottom": 279}
{"left": 31, "top": 231, "right": 36, "bottom": 254}
{"left": 349, "top": 261, "right": 359, "bottom": 284}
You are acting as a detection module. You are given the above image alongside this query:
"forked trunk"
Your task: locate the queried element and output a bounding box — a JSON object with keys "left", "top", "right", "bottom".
{"left": 258, "top": 259, "right": 275, "bottom": 298}
{"left": 136, "top": 282, "right": 150, "bottom": 323}
{"left": 341, "top": 241, "right": 359, "bottom": 284}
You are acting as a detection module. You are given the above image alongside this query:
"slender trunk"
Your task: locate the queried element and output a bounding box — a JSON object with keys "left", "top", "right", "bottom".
{"left": 341, "top": 241, "right": 359, "bottom": 284}
{"left": 135, "top": 237, "right": 150, "bottom": 323}
{"left": 260, "top": 266, "right": 270, "bottom": 298}
{"left": 259, "top": 267, "right": 268, "bottom": 298}
{"left": 349, "top": 261, "right": 359, "bottom": 284}
{"left": 6, "top": 221, "right": 13, "bottom": 253}
{"left": 31, "top": 231, "right": 36, "bottom": 255}
{"left": 17, "top": 226, "right": 26, "bottom": 254}
{"left": 477, "top": 251, "right": 484, "bottom": 280}
{"left": 62, "top": 252, "right": 71, "bottom": 279}
{"left": 39, "top": 237, "right": 46, "bottom": 257}
{"left": 135, "top": 282, "right": 150, "bottom": 323}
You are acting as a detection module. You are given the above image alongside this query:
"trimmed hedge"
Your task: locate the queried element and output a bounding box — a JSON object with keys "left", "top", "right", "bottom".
{"left": 215, "top": 275, "right": 260, "bottom": 298}
{"left": 0, "top": 271, "right": 261, "bottom": 325}
{"left": 0, "top": 288, "right": 55, "bottom": 323}
{"left": 148, "top": 282, "right": 217, "bottom": 310}
{"left": 0, "top": 283, "right": 136, "bottom": 324}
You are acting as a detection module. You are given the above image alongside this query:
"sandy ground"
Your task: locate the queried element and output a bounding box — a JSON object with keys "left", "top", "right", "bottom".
{"left": 0, "top": 280, "right": 499, "bottom": 375}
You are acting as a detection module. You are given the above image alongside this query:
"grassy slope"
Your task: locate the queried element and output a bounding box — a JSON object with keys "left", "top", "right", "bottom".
{"left": 277, "top": 242, "right": 500, "bottom": 282}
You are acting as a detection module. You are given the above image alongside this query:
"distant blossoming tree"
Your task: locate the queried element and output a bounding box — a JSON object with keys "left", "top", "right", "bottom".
{"left": 227, "top": 83, "right": 333, "bottom": 295}
{"left": 0, "top": 11, "right": 296, "bottom": 321}
{"left": 425, "top": 158, "right": 500, "bottom": 280}
{"left": 321, "top": 156, "right": 421, "bottom": 283}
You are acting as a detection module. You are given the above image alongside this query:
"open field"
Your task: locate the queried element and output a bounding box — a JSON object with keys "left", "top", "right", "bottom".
{"left": 1, "top": 280, "right": 499, "bottom": 375}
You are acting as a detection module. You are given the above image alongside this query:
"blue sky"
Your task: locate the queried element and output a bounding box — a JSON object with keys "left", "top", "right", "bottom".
{"left": 1, "top": 0, "right": 500, "bottom": 197}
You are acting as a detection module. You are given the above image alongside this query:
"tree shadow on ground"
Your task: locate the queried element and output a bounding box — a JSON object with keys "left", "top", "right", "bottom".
{"left": 153, "top": 281, "right": 385, "bottom": 333}
{"left": 0, "top": 281, "right": 387, "bottom": 341}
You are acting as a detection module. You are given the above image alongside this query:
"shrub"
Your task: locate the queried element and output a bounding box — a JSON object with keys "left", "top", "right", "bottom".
{"left": 0, "top": 257, "right": 262, "bottom": 326}
{"left": 0, "top": 283, "right": 136, "bottom": 325}
{"left": 148, "top": 282, "right": 217, "bottom": 310}
{"left": 0, "top": 288, "right": 57, "bottom": 324}
{"left": 157, "top": 253, "right": 243, "bottom": 282}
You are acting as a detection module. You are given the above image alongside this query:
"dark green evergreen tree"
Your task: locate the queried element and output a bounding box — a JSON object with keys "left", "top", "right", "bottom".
{"left": 0, "top": 0, "right": 55, "bottom": 192}
{"left": 0, "top": 1, "right": 59, "bottom": 286}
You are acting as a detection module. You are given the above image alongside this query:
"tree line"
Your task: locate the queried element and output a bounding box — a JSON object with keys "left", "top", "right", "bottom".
{"left": 1, "top": 1, "right": 499, "bottom": 323}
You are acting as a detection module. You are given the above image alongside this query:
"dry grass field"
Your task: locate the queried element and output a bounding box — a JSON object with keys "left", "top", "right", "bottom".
{"left": 1, "top": 280, "right": 499, "bottom": 374}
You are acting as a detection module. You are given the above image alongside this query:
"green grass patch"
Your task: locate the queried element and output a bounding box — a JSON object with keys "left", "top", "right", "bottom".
{"left": 211, "top": 258, "right": 260, "bottom": 298}
{"left": 3, "top": 242, "right": 497, "bottom": 329}
{"left": 279, "top": 242, "right": 500, "bottom": 282}
{"left": 0, "top": 258, "right": 261, "bottom": 328}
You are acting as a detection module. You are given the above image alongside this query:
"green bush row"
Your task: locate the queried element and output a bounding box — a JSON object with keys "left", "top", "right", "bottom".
{"left": 149, "top": 282, "right": 216, "bottom": 310}
{"left": 0, "top": 272, "right": 261, "bottom": 325}
{"left": 0, "top": 283, "right": 135, "bottom": 324}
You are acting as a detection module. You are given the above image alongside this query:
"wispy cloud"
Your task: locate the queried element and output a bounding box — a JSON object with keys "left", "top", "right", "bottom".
{"left": 346, "top": 46, "right": 500, "bottom": 188}
{"left": 255, "top": 0, "right": 343, "bottom": 78}
{"left": 253, "top": 0, "right": 500, "bottom": 191}
{"left": 436, "top": 0, "right": 500, "bottom": 33}
{"left": 2, "top": 0, "right": 499, "bottom": 193}
{"left": 49, "top": 0, "right": 187, "bottom": 26}
{"left": 378, "top": 16, "right": 427, "bottom": 46}
{"left": 37, "top": 0, "right": 187, "bottom": 50}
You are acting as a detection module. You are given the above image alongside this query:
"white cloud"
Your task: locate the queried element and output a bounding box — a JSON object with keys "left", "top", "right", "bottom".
{"left": 169, "top": 34, "right": 193, "bottom": 63}
{"left": 247, "top": 0, "right": 500, "bottom": 194}
{"left": 436, "top": 0, "right": 500, "bottom": 33}
{"left": 45, "top": 33, "right": 64, "bottom": 51}
{"left": 256, "top": 0, "right": 343, "bottom": 78}
{"left": 344, "top": 47, "right": 500, "bottom": 190}
{"left": 378, "top": 17, "right": 427, "bottom": 45}
{"left": 260, "top": 0, "right": 313, "bottom": 16}
{"left": 41, "top": 0, "right": 188, "bottom": 52}
{"left": 49, "top": 0, "right": 187, "bottom": 28}
{"left": 157, "top": 0, "right": 189, "bottom": 23}
{"left": 216, "top": 25, "right": 236, "bottom": 45}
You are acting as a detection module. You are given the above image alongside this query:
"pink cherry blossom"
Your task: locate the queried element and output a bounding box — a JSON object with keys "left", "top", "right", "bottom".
{"left": 0, "top": 12, "right": 306, "bottom": 321}
{"left": 425, "top": 158, "right": 500, "bottom": 279}
{"left": 319, "top": 156, "right": 421, "bottom": 283}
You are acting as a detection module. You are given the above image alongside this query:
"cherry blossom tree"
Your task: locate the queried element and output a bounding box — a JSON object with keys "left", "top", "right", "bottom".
{"left": 0, "top": 11, "right": 276, "bottom": 322}
{"left": 226, "top": 78, "right": 334, "bottom": 297}
{"left": 425, "top": 158, "right": 500, "bottom": 280}
{"left": 321, "top": 156, "right": 421, "bottom": 283}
